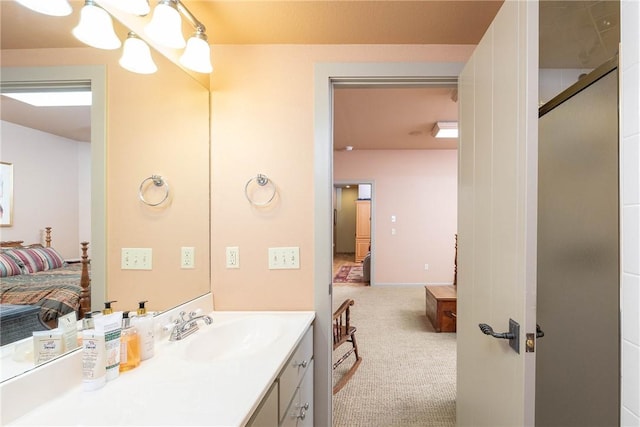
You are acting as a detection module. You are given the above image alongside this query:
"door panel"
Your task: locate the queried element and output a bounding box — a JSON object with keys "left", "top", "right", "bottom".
{"left": 537, "top": 66, "right": 619, "bottom": 427}
{"left": 457, "top": 1, "right": 538, "bottom": 425}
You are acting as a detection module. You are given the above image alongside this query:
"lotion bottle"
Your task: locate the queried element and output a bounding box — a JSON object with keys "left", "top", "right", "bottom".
{"left": 132, "top": 300, "right": 155, "bottom": 361}
{"left": 119, "top": 311, "right": 140, "bottom": 372}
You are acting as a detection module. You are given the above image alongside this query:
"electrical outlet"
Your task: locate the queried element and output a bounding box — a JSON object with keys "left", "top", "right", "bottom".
{"left": 268, "top": 247, "right": 300, "bottom": 269}
{"left": 226, "top": 246, "right": 239, "bottom": 269}
{"left": 121, "top": 248, "right": 152, "bottom": 270}
{"left": 424, "top": 264, "right": 429, "bottom": 271}
{"left": 181, "top": 247, "right": 195, "bottom": 269}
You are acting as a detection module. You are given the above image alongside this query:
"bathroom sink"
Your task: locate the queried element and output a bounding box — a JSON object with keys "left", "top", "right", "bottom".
{"left": 184, "top": 314, "right": 286, "bottom": 362}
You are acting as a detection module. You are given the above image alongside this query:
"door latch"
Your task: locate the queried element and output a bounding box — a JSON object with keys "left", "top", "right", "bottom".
{"left": 478, "top": 318, "right": 520, "bottom": 354}
{"left": 526, "top": 324, "right": 545, "bottom": 353}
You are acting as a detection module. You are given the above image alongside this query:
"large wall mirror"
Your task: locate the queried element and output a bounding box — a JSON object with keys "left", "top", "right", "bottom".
{"left": 0, "top": 1, "right": 211, "bottom": 381}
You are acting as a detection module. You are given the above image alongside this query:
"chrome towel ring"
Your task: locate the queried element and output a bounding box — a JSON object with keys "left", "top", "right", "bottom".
{"left": 139, "top": 175, "right": 170, "bottom": 206}
{"left": 244, "top": 174, "right": 277, "bottom": 206}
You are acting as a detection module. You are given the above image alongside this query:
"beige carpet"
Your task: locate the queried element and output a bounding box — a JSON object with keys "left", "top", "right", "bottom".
{"left": 332, "top": 285, "right": 456, "bottom": 427}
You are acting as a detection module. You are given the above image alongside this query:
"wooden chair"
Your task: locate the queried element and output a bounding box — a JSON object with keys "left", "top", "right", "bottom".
{"left": 333, "top": 299, "right": 362, "bottom": 394}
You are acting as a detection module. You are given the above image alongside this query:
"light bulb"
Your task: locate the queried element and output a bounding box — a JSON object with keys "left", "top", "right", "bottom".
{"left": 120, "top": 33, "right": 158, "bottom": 74}
{"left": 15, "top": 0, "right": 72, "bottom": 16}
{"left": 179, "top": 32, "right": 213, "bottom": 74}
{"left": 72, "top": 0, "right": 121, "bottom": 50}
{"left": 101, "top": 0, "right": 150, "bottom": 16}
{"left": 144, "top": 0, "right": 185, "bottom": 49}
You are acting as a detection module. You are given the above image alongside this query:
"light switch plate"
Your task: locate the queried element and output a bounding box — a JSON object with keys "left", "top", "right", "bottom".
{"left": 121, "top": 248, "right": 152, "bottom": 270}
{"left": 268, "top": 247, "right": 300, "bottom": 269}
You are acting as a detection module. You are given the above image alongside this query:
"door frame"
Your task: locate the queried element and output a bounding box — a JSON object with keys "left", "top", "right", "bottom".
{"left": 313, "top": 62, "right": 464, "bottom": 426}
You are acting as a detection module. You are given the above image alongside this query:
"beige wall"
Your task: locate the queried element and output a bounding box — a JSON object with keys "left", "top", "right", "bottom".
{"left": 0, "top": 121, "right": 88, "bottom": 258}
{"left": 210, "top": 44, "right": 473, "bottom": 310}
{"left": 2, "top": 48, "right": 210, "bottom": 313}
{"left": 335, "top": 150, "right": 458, "bottom": 284}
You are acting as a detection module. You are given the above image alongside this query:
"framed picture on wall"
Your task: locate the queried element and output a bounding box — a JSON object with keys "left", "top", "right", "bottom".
{"left": 0, "top": 162, "right": 14, "bottom": 227}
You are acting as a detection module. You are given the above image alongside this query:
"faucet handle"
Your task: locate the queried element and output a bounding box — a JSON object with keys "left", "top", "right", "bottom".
{"left": 189, "top": 309, "right": 203, "bottom": 319}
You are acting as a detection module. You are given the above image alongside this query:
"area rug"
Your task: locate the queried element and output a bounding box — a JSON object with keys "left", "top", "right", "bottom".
{"left": 333, "top": 265, "right": 365, "bottom": 284}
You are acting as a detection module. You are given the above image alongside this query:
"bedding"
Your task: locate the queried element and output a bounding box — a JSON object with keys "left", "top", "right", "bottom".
{"left": 0, "top": 228, "right": 91, "bottom": 330}
{"left": 0, "top": 262, "right": 88, "bottom": 324}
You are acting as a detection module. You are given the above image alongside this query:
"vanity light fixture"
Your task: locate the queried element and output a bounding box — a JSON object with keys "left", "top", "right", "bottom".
{"left": 431, "top": 121, "right": 459, "bottom": 139}
{"left": 119, "top": 32, "right": 158, "bottom": 74}
{"left": 179, "top": 29, "right": 213, "bottom": 74}
{"left": 73, "top": 0, "right": 121, "bottom": 50}
{"left": 144, "top": 0, "right": 186, "bottom": 49}
{"left": 15, "top": 0, "right": 72, "bottom": 16}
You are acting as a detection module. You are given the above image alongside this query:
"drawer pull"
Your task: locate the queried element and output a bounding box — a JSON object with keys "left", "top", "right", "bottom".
{"left": 294, "top": 359, "right": 308, "bottom": 368}
{"left": 296, "top": 403, "right": 310, "bottom": 420}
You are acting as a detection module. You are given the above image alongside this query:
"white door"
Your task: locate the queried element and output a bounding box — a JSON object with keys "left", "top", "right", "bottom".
{"left": 456, "top": 1, "right": 538, "bottom": 426}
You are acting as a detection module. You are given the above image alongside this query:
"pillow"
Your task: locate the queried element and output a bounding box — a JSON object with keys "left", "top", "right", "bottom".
{"left": 4, "top": 247, "right": 65, "bottom": 273}
{"left": 0, "top": 252, "right": 23, "bottom": 277}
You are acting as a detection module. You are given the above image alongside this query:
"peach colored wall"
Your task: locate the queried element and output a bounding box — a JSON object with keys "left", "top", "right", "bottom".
{"left": 210, "top": 44, "right": 473, "bottom": 309}
{"left": 2, "top": 48, "right": 210, "bottom": 313}
{"left": 335, "top": 150, "right": 458, "bottom": 284}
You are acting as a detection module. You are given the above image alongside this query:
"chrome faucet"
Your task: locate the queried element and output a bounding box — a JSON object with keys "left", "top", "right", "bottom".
{"left": 167, "top": 310, "right": 213, "bottom": 341}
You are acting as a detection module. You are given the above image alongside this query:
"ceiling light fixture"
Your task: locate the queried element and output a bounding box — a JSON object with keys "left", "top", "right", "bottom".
{"left": 431, "top": 121, "right": 459, "bottom": 139}
{"left": 144, "top": 0, "right": 186, "bottom": 49}
{"left": 119, "top": 32, "right": 158, "bottom": 74}
{"left": 72, "top": 0, "right": 121, "bottom": 50}
{"left": 15, "top": 0, "right": 72, "bottom": 16}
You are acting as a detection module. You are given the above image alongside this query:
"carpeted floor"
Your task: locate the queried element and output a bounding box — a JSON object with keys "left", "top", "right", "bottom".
{"left": 332, "top": 285, "right": 457, "bottom": 427}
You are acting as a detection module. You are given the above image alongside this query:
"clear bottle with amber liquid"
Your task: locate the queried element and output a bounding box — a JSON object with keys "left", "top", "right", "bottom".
{"left": 119, "top": 311, "right": 141, "bottom": 372}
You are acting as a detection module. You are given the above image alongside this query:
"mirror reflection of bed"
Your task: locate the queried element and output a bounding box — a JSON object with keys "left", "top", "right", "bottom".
{"left": 0, "top": 227, "right": 90, "bottom": 350}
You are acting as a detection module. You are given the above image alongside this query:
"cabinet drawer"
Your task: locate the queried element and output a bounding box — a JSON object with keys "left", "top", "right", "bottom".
{"left": 280, "top": 360, "right": 313, "bottom": 427}
{"left": 279, "top": 327, "right": 313, "bottom": 421}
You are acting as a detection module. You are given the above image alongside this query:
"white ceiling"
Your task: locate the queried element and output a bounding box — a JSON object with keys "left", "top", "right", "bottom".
{"left": 0, "top": 1, "right": 620, "bottom": 148}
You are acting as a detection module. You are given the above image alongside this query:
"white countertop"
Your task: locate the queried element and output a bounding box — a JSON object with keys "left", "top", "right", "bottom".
{"left": 7, "top": 310, "right": 315, "bottom": 426}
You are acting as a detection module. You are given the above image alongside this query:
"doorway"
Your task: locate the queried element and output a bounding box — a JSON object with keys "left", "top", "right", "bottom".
{"left": 312, "top": 61, "right": 464, "bottom": 426}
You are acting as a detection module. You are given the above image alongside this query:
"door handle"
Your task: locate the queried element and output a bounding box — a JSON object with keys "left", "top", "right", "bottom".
{"left": 479, "top": 323, "right": 515, "bottom": 339}
{"left": 536, "top": 324, "right": 545, "bottom": 338}
{"left": 478, "top": 319, "right": 520, "bottom": 353}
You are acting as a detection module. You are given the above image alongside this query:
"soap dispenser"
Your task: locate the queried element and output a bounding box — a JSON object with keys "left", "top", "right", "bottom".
{"left": 102, "top": 300, "right": 117, "bottom": 315}
{"left": 119, "top": 311, "right": 141, "bottom": 372}
{"left": 132, "top": 300, "right": 155, "bottom": 361}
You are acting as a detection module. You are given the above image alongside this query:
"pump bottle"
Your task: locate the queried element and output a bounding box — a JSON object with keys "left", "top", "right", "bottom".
{"left": 132, "top": 300, "right": 155, "bottom": 360}
{"left": 119, "top": 311, "right": 140, "bottom": 372}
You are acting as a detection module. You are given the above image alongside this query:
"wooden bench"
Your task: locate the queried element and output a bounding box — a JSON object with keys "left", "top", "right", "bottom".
{"left": 424, "top": 285, "right": 457, "bottom": 332}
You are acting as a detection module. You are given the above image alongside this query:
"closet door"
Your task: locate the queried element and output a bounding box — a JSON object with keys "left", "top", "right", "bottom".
{"left": 355, "top": 200, "right": 370, "bottom": 262}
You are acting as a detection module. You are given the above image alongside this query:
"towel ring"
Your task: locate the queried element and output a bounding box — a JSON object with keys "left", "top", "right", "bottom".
{"left": 244, "top": 174, "right": 277, "bottom": 206}
{"left": 139, "top": 175, "right": 170, "bottom": 206}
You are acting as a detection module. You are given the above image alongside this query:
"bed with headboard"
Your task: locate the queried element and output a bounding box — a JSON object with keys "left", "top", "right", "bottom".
{"left": 0, "top": 227, "right": 91, "bottom": 335}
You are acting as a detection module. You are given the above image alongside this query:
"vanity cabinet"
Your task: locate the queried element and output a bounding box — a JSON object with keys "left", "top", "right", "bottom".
{"left": 246, "top": 325, "right": 313, "bottom": 427}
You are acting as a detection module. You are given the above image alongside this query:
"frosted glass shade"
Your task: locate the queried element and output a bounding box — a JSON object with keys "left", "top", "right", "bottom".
{"left": 119, "top": 33, "right": 158, "bottom": 74}
{"left": 179, "top": 33, "right": 213, "bottom": 74}
{"left": 102, "top": 0, "right": 150, "bottom": 16}
{"left": 15, "top": 0, "right": 72, "bottom": 16}
{"left": 144, "top": 1, "right": 185, "bottom": 49}
{"left": 72, "top": 1, "right": 121, "bottom": 50}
